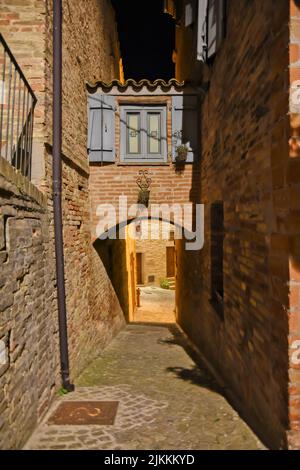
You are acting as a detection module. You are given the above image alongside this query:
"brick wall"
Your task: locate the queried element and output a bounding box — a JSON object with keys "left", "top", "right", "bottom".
{"left": 0, "top": 0, "right": 126, "bottom": 447}
{"left": 287, "top": 0, "right": 300, "bottom": 450}
{"left": 43, "top": 0, "right": 125, "bottom": 379}
{"left": 0, "top": 157, "right": 58, "bottom": 449}
{"left": 90, "top": 163, "right": 200, "bottom": 237}
{"left": 176, "top": 0, "right": 292, "bottom": 449}
{"left": 89, "top": 93, "right": 201, "bottom": 239}
{"left": 0, "top": 0, "right": 47, "bottom": 182}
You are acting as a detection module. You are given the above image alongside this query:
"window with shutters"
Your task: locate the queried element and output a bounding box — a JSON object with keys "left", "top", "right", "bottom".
{"left": 171, "top": 95, "right": 198, "bottom": 162}
{"left": 207, "top": 0, "right": 226, "bottom": 59}
{"left": 120, "top": 105, "right": 167, "bottom": 163}
{"left": 87, "top": 94, "right": 116, "bottom": 163}
{"left": 196, "top": 0, "right": 226, "bottom": 62}
{"left": 87, "top": 92, "right": 198, "bottom": 165}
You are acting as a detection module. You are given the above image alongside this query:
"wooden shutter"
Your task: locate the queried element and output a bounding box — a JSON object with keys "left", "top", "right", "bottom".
{"left": 172, "top": 95, "right": 198, "bottom": 163}
{"left": 207, "top": 0, "right": 225, "bottom": 59}
{"left": 197, "top": 0, "right": 208, "bottom": 61}
{"left": 87, "top": 94, "right": 115, "bottom": 162}
{"left": 185, "top": 3, "right": 194, "bottom": 27}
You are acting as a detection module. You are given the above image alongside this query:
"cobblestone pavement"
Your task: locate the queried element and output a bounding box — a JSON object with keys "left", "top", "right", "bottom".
{"left": 134, "top": 286, "right": 175, "bottom": 323}
{"left": 25, "top": 324, "right": 264, "bottom": 450}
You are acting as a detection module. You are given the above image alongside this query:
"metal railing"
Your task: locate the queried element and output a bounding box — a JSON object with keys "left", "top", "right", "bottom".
{"left": 0, "top": 33, "right": 37, "bottom": 179}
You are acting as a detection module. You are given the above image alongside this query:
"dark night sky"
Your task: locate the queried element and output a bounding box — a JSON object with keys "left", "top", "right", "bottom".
{"left": 111, "top": 0, "right": 175, "bottom": 81}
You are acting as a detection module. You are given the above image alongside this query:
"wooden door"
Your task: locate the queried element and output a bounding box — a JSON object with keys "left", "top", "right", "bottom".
{"left": 136, "top": 252, "right": 143, "bottom": 285}
{"left": 166, "top": 246, "right": 175, "bottom": 277}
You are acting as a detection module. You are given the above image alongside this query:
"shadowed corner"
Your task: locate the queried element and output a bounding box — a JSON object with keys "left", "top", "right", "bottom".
{"left": 165, "top": 365, "right": 223, "bottom": 394}
{"left": 157, "top": 324, "right": 225, "bottom": 395}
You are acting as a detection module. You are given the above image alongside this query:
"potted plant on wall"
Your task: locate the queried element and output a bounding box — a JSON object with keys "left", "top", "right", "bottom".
{"left": 175, "top": 144, "right": 189, "bottom": 163}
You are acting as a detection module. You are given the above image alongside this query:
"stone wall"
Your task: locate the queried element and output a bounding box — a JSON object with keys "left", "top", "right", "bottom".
{"left": 176, "top": 0, "right": 292, "bottom": 449}
{"left": 0, "top": 157, "right": 58, "bottom": 449}
{"left": 0, "top": 0, "right": 126, "bottom": 447}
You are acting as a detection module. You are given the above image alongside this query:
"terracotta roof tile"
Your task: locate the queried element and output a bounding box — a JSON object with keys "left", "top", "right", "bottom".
{"left": 86, "top": 78, "right": 185, "bottom": 93}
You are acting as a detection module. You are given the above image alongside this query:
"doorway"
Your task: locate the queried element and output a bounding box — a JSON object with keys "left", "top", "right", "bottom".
{"left": 166, "top": 246, "right": 175, "bottom": 278}
{"left": 131, "top": 219, "right": 176, "bottom": 324}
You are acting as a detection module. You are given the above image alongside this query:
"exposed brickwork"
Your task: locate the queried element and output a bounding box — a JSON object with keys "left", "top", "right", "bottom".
{"left": 1, "top": 0, "right": 300, "bottom": 452}
{"left": 288, "top": 0, "right": 300, "bottom": 450}
{"left": 89, "top": 92, "right": 200, "bottom": 238}
{"left": 0, "top": 0, "right": 125, "bottom": 448}
{"left": 0, "top": 157, "right": 58, "bottom": 449}
{"left": 176, "top": 0, "right": 292, "bottom": 449}
{"left": 45, "top": 0, "right": 122, "bottom": 173}
{"left": 90, "top": 163, "right": 200, "bottom": 239}
{"left": 0, "top": 0, "right": 47, "bottom": 182}
{"left": 43, "top": 0, "right": 125, "bottom": 378}
{"left": 0, "top": 0, "right": 46, "bottom": 140}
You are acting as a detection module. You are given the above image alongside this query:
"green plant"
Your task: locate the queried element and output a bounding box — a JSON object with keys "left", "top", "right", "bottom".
{"left": 175, "top": 144, "right": 188, "bottom": 162}
{"left": 58, "top": 387, "right": 69, "bottom": 396}
{"left": 160, "top": 278, "right": 170, "bottom": 289}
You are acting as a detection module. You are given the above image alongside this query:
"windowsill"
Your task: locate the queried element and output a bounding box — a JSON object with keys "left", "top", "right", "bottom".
{"left": 89, "top": 160, "right": 195, "bottom": 166}
{"left": 117, "top": 161, "right": 170, "bottom": 166}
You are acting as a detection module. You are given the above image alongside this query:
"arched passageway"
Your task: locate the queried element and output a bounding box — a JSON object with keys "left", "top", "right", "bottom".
{"left": 94, "top": 216, "right": 187, "bottom": 324}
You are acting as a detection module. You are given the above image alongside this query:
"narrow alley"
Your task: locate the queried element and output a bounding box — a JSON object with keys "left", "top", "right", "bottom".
{"left": 1, "top": 0, "right": 300, "bottom": 455}
{"left": 25, "top": 324, "right": 263, "bottom": 450}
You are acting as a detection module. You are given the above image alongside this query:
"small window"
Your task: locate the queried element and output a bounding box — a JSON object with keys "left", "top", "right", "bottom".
{"left": 120, "top": 105, "right": 167, "bottom": 163}
{"left": 210, "top": 201, "right": 224, "bottom": 319}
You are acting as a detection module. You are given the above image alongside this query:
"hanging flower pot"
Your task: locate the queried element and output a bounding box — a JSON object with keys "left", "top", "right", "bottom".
{"left": 175, "top": 144, "right": 188, "bottom": 162}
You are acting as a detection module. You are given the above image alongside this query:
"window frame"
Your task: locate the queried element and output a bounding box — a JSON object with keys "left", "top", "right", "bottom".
{"left": 120, "top": 105, "right": 167, "bottom": 163}
{"left": 126, "top": 111, "right": 141, "bottom": 155}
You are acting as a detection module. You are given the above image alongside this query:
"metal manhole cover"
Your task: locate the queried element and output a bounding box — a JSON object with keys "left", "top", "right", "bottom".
{"left": 48, "top": 401, "right": 119, "bottom": 425}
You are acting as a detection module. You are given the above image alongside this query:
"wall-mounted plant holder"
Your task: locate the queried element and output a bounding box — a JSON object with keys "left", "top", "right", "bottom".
{"left": 136, "top": 170, "right": 152, "bottom": 208}
{"left": 137, "top": 189, "right": 150, "bottom": 207}
{"left": 175, "top": 144, "right": 188, "bottom": 163}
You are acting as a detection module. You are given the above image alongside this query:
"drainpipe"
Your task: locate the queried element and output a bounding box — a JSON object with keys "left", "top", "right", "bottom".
{"left": 53, "top": 0, "right": 74, "bottom": 392}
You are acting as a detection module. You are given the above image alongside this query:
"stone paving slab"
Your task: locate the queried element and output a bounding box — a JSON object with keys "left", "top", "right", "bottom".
{"left": 25, "top": 324, "right": 265, "bottom": 450}
{"left": 134, "top": 286, "right": 175, "bottom": 323}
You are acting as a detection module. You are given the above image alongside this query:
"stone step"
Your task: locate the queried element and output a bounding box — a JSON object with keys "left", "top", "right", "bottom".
{"left": 166, "top": 277, "right": 175, "bottom": 290}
